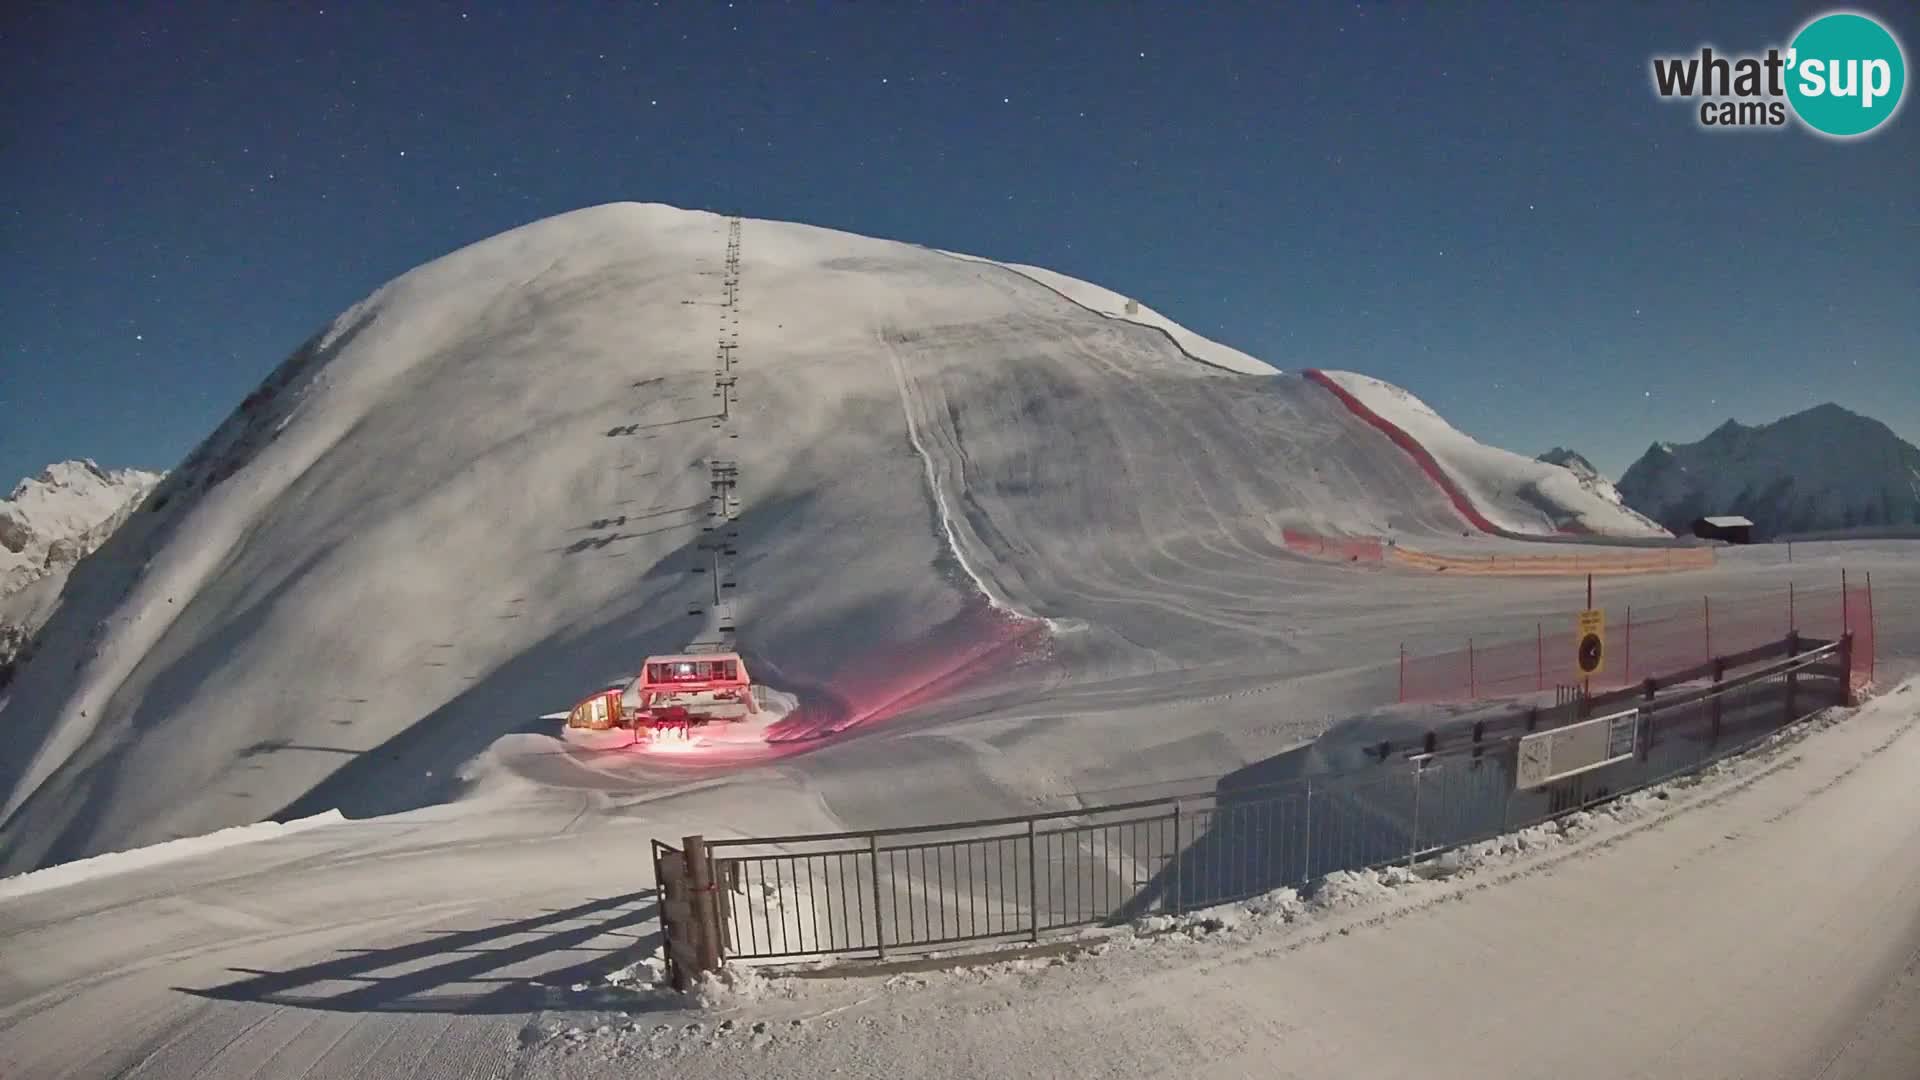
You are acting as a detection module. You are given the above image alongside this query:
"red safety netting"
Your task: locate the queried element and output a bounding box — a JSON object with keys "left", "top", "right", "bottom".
{"left": 1398, "top": 577, "right": 1872, "bottom": 704}
{"left": 1301, "top": 369, "right": 1499, "bottom": 533}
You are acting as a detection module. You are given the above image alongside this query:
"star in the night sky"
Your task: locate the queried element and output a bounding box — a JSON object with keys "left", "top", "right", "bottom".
{"left": 1, "top": 3, "right": 1916, "bottom": 484}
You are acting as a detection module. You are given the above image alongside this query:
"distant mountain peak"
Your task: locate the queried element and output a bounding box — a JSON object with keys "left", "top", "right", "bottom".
{"left": 1, "top": 459, "right": 162, "bottom": 595}
{"left": 1, "top": 459, "right": 163, "bottom": 693}
{"left": 1536, "top": 446, "right": 1607, "bottom": 485}
{"left": 1536, "top": 446, "right": 1597, "bottom": 474}
{"left": 1527, "top": 446, "right": 1664, "bottom": 532}
{"left": 1618, "top": 403, "right": 1920, "bottom": 539}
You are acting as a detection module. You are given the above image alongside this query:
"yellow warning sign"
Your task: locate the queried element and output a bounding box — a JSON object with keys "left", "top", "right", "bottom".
{"left": 1576, "top": 608, "right": 1606, "bottom": 676}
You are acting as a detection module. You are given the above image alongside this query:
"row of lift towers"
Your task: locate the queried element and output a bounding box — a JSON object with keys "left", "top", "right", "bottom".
{"left": 689, "top": 216, "right": 744, "bottom": 653}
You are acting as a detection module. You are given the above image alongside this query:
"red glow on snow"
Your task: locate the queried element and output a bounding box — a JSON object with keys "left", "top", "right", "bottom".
{"left": 765, "top": 600, "right": 1053, "bottom": 743}
{"left": 554, "top": 600, "right": 1056, "bottom": 772}
{"left": 637, "top": 730, "right": 708, "bottom": 755}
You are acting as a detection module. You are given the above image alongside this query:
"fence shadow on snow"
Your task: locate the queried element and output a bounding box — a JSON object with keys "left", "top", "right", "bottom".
{"left": 181, "top": 892, "right": 664, "bottom": 1015}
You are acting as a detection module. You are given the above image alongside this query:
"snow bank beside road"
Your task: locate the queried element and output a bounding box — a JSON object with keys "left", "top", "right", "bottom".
{"left": 0, "top": 809, "right": 346, "bottom": 901}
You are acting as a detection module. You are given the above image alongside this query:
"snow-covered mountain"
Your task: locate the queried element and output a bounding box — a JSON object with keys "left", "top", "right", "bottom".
{"left": 1617, "top": 404, "right": 1920, "bottom": 540}
{"left": 1536, "top": 446, "right": 1600, "bottom": 478}
{"left": 0, "top": 203, "right": 1677, "bottom": 872}
{"left": 0, "top": 461, "right": 162, "bottom": 689}
{"left": 0, "top": 460, "right": 161, "bottom": 600}
{"left": 1534, "top": 447, "right": 1664, "bottom": 533}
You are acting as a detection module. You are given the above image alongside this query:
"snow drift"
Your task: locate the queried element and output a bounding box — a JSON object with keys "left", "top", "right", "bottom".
{"left": 0, "top": 203, "right": 1671, "bottom": 873}
{"left": 0, "top": 808, "right": 344, "bottom": 902}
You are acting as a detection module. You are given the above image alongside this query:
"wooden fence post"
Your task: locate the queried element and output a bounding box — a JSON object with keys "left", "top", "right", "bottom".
{"left": 1703, "top": 596, "right": 1712, "bottom": 661}
{"left": 1640, "top": 678, "right": 1657, "bottom": 761}
{"left": 1467, "top": 637, "right": 1476, "bottom": 699}
{"left": 717, "top": 860, "right": 735, "bottom": 955}
{"left": 1785, "top": 631, "right": 1800, "bottom": 721}
{"left": 1300, "top": 779, "right": 1313, "bottom": 883}
{"left": 1839, "top": 632, "right": 1856, "bottom": 707}
{"left": 1623, "top": 605, "right": 1633, "bottom": 687}
{"left": 658, "top": 847, "right": 700, "bottom": 991}
{"left": 683, "top": 835, "right": 722, "bottom": 978}
{"left": 1866, "top": 571, "right": 1876, "bottom": 688}
{"left": 1710, "top": 657, "right": 1725, "bottom": 741}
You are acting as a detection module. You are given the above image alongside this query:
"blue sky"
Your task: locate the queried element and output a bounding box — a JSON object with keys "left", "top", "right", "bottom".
{"left": 3, "top": 1, "right": 1915, "bottom": 485}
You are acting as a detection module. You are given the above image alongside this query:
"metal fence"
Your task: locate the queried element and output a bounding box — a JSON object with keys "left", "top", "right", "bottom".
{"left": 668, "top": 634, "right": 1854, "bottom": 970}
{"left": 675, "top": 626, "right": 1858, "bottom": 960}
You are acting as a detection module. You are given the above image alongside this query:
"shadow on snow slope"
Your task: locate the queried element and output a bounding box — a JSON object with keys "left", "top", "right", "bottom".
{"left": 179, "top": 891, "right": 664, "bottom": 1015}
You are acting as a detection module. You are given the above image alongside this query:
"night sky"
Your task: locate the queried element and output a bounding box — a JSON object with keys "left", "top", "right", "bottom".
{"left": 4, "top": 2, "right": 1916, "bottom": 486}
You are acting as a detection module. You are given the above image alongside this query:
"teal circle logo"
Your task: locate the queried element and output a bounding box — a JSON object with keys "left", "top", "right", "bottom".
{"left": 1786, "top": 12, "right": 1907, "bottom": 137}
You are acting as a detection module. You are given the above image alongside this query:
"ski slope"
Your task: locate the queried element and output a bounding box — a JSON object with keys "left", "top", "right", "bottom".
{"left": 1313, "top": 369, "right": 1671, "bottom": 538}
{"left": 0, "top": 202, "right": 1673, "bottom": 873}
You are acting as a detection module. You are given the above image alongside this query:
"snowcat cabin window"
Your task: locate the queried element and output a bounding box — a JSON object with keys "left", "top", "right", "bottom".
{"left": 718, "top": 659, "right": 737, "bottom": 681}
{"left": 649, "top": 661, "right": 709, "bottom": 685}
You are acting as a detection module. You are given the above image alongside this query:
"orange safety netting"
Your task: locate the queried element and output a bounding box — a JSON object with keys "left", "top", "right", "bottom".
{"left": 1282, "top": 528, "right": 1384, "bottom": 564}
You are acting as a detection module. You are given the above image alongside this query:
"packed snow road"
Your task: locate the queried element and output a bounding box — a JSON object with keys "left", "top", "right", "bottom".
{"left": 4, "top": 678, "right": 1917, "bottom": 1078}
